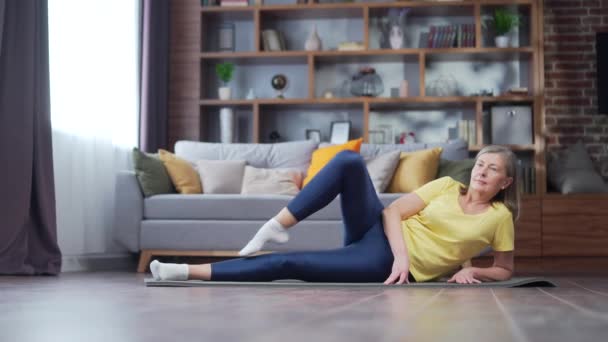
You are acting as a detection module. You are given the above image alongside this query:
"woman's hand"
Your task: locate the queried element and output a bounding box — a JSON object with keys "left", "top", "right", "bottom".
{"left": 447, "top": 267, "right": 482, "bottom": 284}
{"left": 384, "top": 256, "right": 410, "bottom": 285}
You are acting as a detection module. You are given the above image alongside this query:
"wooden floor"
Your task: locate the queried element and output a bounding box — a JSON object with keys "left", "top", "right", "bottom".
{"left": 2, "top": 272, "right": 608, "bottom": 342}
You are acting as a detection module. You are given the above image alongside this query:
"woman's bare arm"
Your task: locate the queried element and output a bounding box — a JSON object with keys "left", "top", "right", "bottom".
{"left": 471, "top": 250, "right": 514, "bottom": 281}
{"left": 381, "top": 193, "right": 427, "bottom": 284}
{"left": 382, "top": 193, "right": 426, "bottom": 259}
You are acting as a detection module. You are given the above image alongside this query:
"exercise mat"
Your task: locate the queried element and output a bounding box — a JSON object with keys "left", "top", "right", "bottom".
{"left": 144, "top": 277, "right": 557, "bottom": 288}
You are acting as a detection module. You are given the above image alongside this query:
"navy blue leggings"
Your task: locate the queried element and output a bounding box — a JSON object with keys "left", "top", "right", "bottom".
{"left": 210, "top": 150, "right": 414, "bottom": 283}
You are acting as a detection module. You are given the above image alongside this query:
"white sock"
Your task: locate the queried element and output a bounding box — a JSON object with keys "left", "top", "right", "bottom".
{"left": 238, "top": 218, "right": 289, "bottom": 256}
{"left": 149, "top": 260, "right": 189, "bottom": 281}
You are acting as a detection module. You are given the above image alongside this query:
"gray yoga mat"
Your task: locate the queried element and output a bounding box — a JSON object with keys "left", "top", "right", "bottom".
{"left": 144, "top": 277, "right": 557, "bottom": 288}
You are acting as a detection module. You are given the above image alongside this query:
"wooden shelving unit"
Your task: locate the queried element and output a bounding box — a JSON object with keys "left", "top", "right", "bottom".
{"left": 171, "top": 0, "right": 545, "bottom": 194}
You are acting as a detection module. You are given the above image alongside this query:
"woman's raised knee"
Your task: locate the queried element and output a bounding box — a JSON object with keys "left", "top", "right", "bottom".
{"left": 333, "top": 150, "right": 364, "bottom": 167}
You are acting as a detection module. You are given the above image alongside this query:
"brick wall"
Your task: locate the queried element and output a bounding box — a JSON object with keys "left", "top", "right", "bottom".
{"left": 544, "top": 0, "right": 608, "bottom": 179}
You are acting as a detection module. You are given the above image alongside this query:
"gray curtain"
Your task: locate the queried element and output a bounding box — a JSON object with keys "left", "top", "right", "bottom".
{"left": 139, "top": 0, "right": 170, "bottom": 153}
{"left": 0, "top": 0, "right": 62, "bottom": 275}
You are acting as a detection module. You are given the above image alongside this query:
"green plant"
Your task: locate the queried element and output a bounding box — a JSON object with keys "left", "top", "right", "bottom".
{"left": 215, "top": 62, "right": 234, "bottom": 85}
{"left": 492, "top": 8, "right": 520, "bottom": 36}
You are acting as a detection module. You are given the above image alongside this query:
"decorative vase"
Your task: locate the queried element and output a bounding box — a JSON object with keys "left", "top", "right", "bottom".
{"left": 219, "top": 107, "right": 234, "bottom": 143}
{"left": 304, "top": 25, "right": 322, "bottom": 51}
{"left": 350, "top": 67, "right": 384, "bottom": 97}
{"left": 389, "top": 24, "right": 404, "bottom": 50}
{"left": 219, "top": 86, "right": 231, "bottom": 100}
{"left": 495, "top": 35, "right": 509, "bottom": 48}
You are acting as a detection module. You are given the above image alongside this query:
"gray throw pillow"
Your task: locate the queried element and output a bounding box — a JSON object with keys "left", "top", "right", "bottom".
{"left": 132, "top": 148, "right": 175, "bottom": 197}
{"left": 436, "top": 158, "right": 476, "bottom": 185}
{"left": 547, "top": 142, "right": 608, "bottom": 194}
{"left": 196, "top": 160, "right": 246, "bottom": 194}
{"left": 364, "top": 150, "right": 401, "bottom": 193}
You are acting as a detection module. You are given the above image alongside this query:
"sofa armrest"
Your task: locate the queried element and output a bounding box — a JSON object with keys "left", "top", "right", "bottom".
{"left": 113, "top": 171, "right": 143, "bottom": 252}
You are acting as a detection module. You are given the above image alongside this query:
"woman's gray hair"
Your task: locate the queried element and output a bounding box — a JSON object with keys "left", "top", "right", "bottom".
{"left": 459, "top": 145, "right": 521, "bottom": 221}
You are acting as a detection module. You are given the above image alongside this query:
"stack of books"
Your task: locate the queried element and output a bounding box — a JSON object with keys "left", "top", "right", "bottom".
{"left": 419, "top": 24, "right": 476, "bottom": 48}
{"left": 457, "top": 119, "right": 476, "bottom": 147}
{"left": 220, "top": 0, "right": 248, "bottom": 7}
{"left": 517, "top": 162, "right": 536, "bottom": 194}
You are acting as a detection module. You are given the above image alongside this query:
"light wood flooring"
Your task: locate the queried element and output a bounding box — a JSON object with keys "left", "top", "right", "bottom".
{"left": 1, "top": 272, "right": 608, "bottom": 342}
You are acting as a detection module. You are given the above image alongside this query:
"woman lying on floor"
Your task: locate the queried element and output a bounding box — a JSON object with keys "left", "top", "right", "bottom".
{"left": 150, "top": 145, "right": 517, "bottom": 285}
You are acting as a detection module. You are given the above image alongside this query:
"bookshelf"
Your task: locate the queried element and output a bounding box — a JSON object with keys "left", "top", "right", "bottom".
{"left": 169, "top": 0, "right": 545, "bottom": 195}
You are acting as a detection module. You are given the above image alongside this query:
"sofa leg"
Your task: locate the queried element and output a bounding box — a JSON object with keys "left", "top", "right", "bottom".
{"left": 137, "top": 250, "right": 153, "bottom": 273}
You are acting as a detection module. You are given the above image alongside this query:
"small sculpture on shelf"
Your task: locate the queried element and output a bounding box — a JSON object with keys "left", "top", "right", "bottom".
{"left": 271, "top": 74, "right": 288, "bottom": 99}
{"left": 379, "top": 8, "right": 411, "bottom": 50}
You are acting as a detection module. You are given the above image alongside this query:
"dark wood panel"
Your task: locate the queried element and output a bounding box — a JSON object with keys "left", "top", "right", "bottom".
{"left": 543, "top": 216, "right": 608, "bottom": 256}
{"left": 514, "top": 197, "right": 541, "bottom": 256}
{"left": 543, "top": 197, "right": 608, "bottom": 216}
{"left": 169, "top": 0, "right": 201, "bottom": 150}
{"left": 473, "top": 257, "right": 608, "bottom": 276}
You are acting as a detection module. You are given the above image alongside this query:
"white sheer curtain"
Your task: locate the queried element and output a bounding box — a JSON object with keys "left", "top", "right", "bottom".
{"left": 49, "top": 0, "right": 139, "bottom": 261}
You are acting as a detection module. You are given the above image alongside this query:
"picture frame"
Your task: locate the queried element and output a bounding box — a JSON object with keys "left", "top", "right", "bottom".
{"left": 330, "top": 121, "right": 351, "bottom": 144}
{"left": 305, "top": 129, "right": 321, "bottom": 143}
{"left": 218, "top": 22, "right": 235, "bottom": 52}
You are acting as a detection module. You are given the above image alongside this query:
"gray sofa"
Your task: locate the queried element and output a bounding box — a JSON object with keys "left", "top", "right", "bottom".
{"left": 113, "top": 139, "right": 469, "bottom": 272}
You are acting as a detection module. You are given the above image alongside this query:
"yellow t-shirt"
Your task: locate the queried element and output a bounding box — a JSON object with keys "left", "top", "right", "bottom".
{"left": 402, "top": 176, "right": 514, "bottom": 282}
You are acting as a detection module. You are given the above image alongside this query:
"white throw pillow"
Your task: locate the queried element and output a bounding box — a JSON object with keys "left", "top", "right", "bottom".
{"left": 196, "top": 160, "right": 246, "bottom": 194}
{"left": 241, "top": 166, "right": 302, "bottom": 196}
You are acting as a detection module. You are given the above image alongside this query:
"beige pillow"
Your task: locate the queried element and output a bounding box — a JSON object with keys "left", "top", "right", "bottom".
{"left": 158, "top": 149, "right": 202, "bottom": 194}
{"left": 241, "top": 166, "right": 302, "bottom": 196}
{"left": 196, "top": 160, "right": 246, "bottom": 194}
{"left": 387, "top": 147, "right": 443, "bottom": 193}
{"left": 364, "top": 150, "right": 401, "bottom": 193}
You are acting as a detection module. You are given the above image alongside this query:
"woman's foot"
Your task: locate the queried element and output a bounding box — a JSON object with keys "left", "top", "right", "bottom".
{"left": 149, "top": 260, "right": 189, "bottom": 281}
{"left": 238, "top": 218, "right": 289, "bottom": 256}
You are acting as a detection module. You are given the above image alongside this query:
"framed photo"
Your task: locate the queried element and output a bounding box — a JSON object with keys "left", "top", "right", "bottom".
{"left": 330, "top": 121, "right": 351, "bottom": 144}
{"left": 305, "top": 129, "right": 321, "bottom": 143}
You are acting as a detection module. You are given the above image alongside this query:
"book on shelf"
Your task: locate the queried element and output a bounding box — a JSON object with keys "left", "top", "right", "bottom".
{"left": 421, "top": 23, "right": 475, "bottom": 48}
{"left": 262, "top": 29, "right": 286, "bottom": 51}
{"left": 457, "top": 119, "right": 476, "bottom": 147}
{"left": 516, "top": 160, "right": 536, "bottom": 194}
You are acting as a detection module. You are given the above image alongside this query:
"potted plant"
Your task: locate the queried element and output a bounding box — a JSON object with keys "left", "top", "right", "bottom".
{"left": 216, "top": 62, "right": 234, "bottom": 100}
{"left": 491, "top": 8, "right": 520, "bottom": 48}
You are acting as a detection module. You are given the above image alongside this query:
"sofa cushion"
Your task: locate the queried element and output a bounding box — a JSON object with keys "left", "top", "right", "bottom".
{"left": 437, "top": 158, "right": 475, "bottom": 185}
{"left": 158, "top": 149, "right": 202, "bottom": 194}
{"left": 241, "top": 166, "right": 302, "bottom": 196}
{"left": 359, "top": 139, "right": 468, "bottom": 161}
{"left": 547, "top": 141, "right": 608, "bottom": 194}
{"left": 387, "top": 147, "right": 443, "bottom": 193}
{"left": 174, "top": 140, "right": 318, "bottom": 174}
{"left": 364, "top": 150, "right": 401, "bottom": 193}
{"left": 144, "top": 193, "right": 403, "bottom": 221}
{"left": 196, "top": 160, "right": 246, "bottom": 194}
{"left": 303, "top": 138, "right": 363, "bottom": 187}
{"left": 132, "top": 147, "right": 175, "bottom": 197}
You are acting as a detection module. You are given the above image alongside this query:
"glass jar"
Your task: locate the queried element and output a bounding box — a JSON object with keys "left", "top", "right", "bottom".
{"left": 350, "top": 67, "right": 384, "bottom": 97}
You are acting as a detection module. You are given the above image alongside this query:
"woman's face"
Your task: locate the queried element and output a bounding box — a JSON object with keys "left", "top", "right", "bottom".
{"left": 469, "top": 153, "right": 513, "bottom": 195}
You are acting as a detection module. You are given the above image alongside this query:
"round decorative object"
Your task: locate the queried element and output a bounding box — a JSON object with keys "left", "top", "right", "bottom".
{"left": 350, "top": 67, "right": 384, "bottom": 97}
{"left": 271, "top": 74, "right": 288, "bottom": 98}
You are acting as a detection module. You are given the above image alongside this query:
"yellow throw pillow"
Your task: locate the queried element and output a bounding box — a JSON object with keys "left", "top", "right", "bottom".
{"left": 387, "top": 147, "right": 443, "bottom": 193}
{"left": 158, "top": 149, "right": 202, "bottom": 194}
{"left": 302, "top": 138, "right": 363, "bottom": 187}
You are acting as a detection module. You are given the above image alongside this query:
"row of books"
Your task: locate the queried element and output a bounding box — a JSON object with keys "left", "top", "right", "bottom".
{"left": 420, "top": 24, "right": 476, "bottom": 48}
{"left": 457, "top": 120, "right": 476, "bottom": 147}
{"left": 201, "top": 0, "right": 248, "bottom": 7}
{"left": 517, "top": 163, "right": 536, "bottom": 194}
